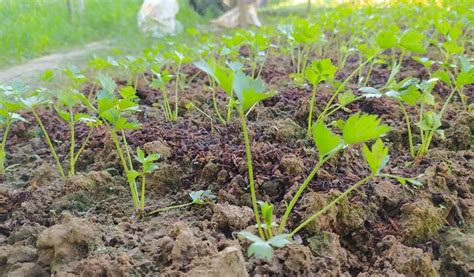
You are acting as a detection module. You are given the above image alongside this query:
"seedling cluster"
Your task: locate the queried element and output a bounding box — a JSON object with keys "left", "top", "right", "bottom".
{"left": 0, "top": 1, "right": 471, "bottom": 264}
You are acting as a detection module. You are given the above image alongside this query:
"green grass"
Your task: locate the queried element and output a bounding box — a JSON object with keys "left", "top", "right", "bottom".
{"left": 0, "top": 0, "right": 205, "bottom": 68}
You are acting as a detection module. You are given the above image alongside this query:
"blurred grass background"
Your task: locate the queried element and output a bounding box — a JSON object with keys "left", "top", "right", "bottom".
{"left": 0, "top": 0, "right": 456, "bottom": 69}
{"left": 0, "top": 0, "right": 207, "bottom": 68}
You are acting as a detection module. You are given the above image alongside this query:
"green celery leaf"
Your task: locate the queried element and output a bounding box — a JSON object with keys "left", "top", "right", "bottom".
{"left": 399, "top": 30, "right": 426, "bottom": 53}
{"left": 343, "top": 113, "right": 390, "bottom": 144}
{"left": 313, "top": 121, "right": 343, "bottom": 158}
{"left": 233, "top": 71, "right": 275, "bottom": 112}
{"left": 362, "top": 139, "right": 389, "bottom": 176}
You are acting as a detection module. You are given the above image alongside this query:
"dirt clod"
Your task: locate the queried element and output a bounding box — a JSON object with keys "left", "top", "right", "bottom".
{"left": 399, "top": 199, "right": 444, "bottom": 244}
{"left": 187, "top": 246, "right": 249, "bottom": 277}
{"left": 381, "top": 236, "right": 437, "bottom": 276}
{"left": 280, "top": 154, "right": 305, "bottom": 175}
{"left": 144, "top": 140, "right": 173, "bottom": 160}
{"left": 212, "top": 203, "right": 254, "bottom": 231}
{"left": 303, "top": 190, "right": 365, "bottom": 235}
{"left": 36, "top": 212, "right": 98, "bottom": 272}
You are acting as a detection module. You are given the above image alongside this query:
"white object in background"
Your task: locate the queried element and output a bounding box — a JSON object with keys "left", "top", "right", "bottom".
{"left": 212, "top": 1, "right": 261, "bottom": 28}
{"left": 137, "top": 0, "right": 182, "bottom": 37}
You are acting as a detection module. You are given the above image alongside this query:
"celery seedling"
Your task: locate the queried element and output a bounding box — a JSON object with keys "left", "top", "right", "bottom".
{"left": 278, "top": 113, "right": 390, "bottom": 234}
{"left": 0, "top": 86, "right": 27, "bottom": 178}
{"left": 127, "top": 147, "right": 160, "bottom": 213}
{"left": 304, "top": 59, "right": 338, "bottom": 138}
{"left": 233, "top": 71, "right": 276, "bottom": 240}
{"left": 54, "top": 89, "right": 101, "bottom": 176}
{"left": 240, "top": 114, "right": 392, "bottom": 261}
{"left": 194, "top": 59, "right": 243, "bottom": 125}
{"left": 150, "top": 69, "right": 175, "bottom": 121}
{"left": 95, "top": 75, "right": 142, "bottom": 212}
{"left": 21, "top": 90, "right": 67, "bottom": 180}
{"left": 148, "top": 190, "right": 216, "bottom": 215}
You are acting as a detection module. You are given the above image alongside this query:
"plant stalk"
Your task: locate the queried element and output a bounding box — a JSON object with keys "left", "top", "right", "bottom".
{"left": 239, "top": 110, "right": 265, "bottom": 239}
{"left": 289, "top": 176, "right": 373, "bottom": 237}
{"left": 32, "top": 109, "right": 66, "bottom": 180}
{"left": 69, "top": 110, "right": 75, "bottom": 176}
{"left": 278, "top": 153, "right": 335, "bottom": 234}
{"left": 398, "top": 102, "right": 415, "bottom": 158}
{"left": 0, "top": 117, "right": 12, "bottom": 177}
{"left": 307, "top": 82, "right": 319, "bottom": 138}
{"left": 148, "top": 202, "right": 194, "bottom": 215}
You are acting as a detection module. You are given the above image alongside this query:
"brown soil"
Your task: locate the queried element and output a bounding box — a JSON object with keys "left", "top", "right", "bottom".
{"left": 0, "top": 50, "right": 472, "bottom": 276}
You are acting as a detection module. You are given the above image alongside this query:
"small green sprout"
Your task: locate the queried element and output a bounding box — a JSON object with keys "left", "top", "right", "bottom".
{"left": 194, "top": 59, "right": 242, "bottom": 125}
{"left": 21, "top": 89, "right": 67, "bottom": 180}
{"left": 148, "top": 190, "right": 216, "bottom": 215}
{"left": 54, "top": 89, "right": 101, "bottom": 177}
{"left": 127, "top": 147, "right": 160, "bottom": 214}
{"left": 238, "top": 231, "right": 291, "bottom": 261}
{"left": 0, "top": 86, "right": 28, "bottom": 178}
{"left": 233, "top": 71, "right": 276, "bottom": 240}
{"left": 150, "top": 68, "right": 175, "bottom": 121}
{"left": 95, "top": 75, "right": 143, "bottom": 213}
{"left": 304, "top": 59, "right": 338, "bottom": 138}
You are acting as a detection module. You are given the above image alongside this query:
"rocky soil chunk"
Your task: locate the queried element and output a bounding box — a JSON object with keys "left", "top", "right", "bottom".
{"left": 212, "top": 203, "right": 254, "bottom": 231}
{"left": 36, "top": 212, "right": 98, "bottom": 273}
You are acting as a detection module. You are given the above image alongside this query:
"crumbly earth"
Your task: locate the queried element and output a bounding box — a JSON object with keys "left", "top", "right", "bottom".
{"left": 0, "top": 50, "right": 472, "bottom": 276}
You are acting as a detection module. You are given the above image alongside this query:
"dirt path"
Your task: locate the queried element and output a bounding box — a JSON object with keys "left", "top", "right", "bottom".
{"left": 0, "top": 41, "right": 107, "bottom": 84}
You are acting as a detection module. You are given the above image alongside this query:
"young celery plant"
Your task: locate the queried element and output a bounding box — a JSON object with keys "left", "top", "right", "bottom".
{"left": 21, "top": 89, "right": 67, "bottom": 180}
{"left": 148, "top": 190, "right": 216, "bottom": 215}
{"left": 194, "top": 59, "right": 243, "bottom": 125}
{"left": 233, "top": 71, "right": 276, "bottom": 240}
{"left": 127, "top": 147, "right": 160, "bottom": 213}
{"left": 167, "top": 50, "right": 193, "bottom": 121}
{"left": 0, "top": 86, "right": 27, "bottom": 178}
{"left": 95, "top": 75, "right": 143, "bottom": 213}
{"left": 361, "top": 78, "right": 438, "bottom": 159}
{"left": 194, "top": 59, "right": 228, "bottom": 125}
{"left": 377, "top": 29, "right": 426, "bottom": 90}
{"left": 278, "top": 113, "right": 391, "bottom": 234}
{"left": 150, "top": 68, "right": 175, "bottom": 121}
{"left": 356, "top": 42, "right": 380, "bottom": 86}
{"left": 304, "top": 59, "right": 338, "bottom": 138}
{"left": 119, "top": 56, "right": 148, "bottom": 90}
{"left": 289, "top": 138, "right": 395, "bottom": 237}
{"left": 239, "top": 113, "right": 392, "bottom": 261}
{"left": 246, "top": 31, "right": 272, "bottom": 79}
{"left": 87, "top": 56, "right": 119, "bottom": 100}
{"left": 286, "top": 20, "right": 320, "bottom": 85}
{"left": 54, "top": 89, "right": 101, "bottom": 177}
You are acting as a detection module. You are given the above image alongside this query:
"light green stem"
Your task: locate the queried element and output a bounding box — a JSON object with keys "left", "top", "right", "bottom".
{"left": 307, "top": 83, "right": 319, "bottom": 138}
{"left": 364, "top": 59, "right": 375, "bottom": 87}
{"left": 289, "top": 176, "right": 373, "bottom": 237}
{"left": 0, "top": 117, "right": 12, "bottom": 176}
{"left": 73, "top": 128, "right": 93, "bottom": 162}
{"left": 227, "top": 99, "right": 234, "bottom": 125}
{"left": 122, "top": 133, "right": 133, "bottom": 170}
{"left": 110, "top": 129, "right": 139, "bottom": 210}
{"left": 318, "top": 54, "right": 377, "bottom": 122}
{"left": 239, "top": 110, "right": 265, "bottom": 239}
{"left": 278, "top": 153, "right": 335, "bottom": 234}
{"left": 148, "top": 202, "right": 193, "bottom": 215}
{"left": 399, "top": 102, "right": 415, "bottom": 158}
{"left": 174, "top": 62, "right": 182, "bottom": 120}
{"left": 32, "top": 109, "right": 66, "bottom": 180}
{"left": 210, "top": 78, "right": 226, "bottom": 125}
{"left": 69, "top": 110, "right": 75, "bottom": 177}
{"left": 140, "top": 170, "right": 146, "bottom": 211}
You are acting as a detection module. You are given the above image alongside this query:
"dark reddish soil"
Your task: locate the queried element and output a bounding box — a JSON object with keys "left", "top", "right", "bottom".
{"left": 0, "top": 51, "right": 472, "bottom": 276}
